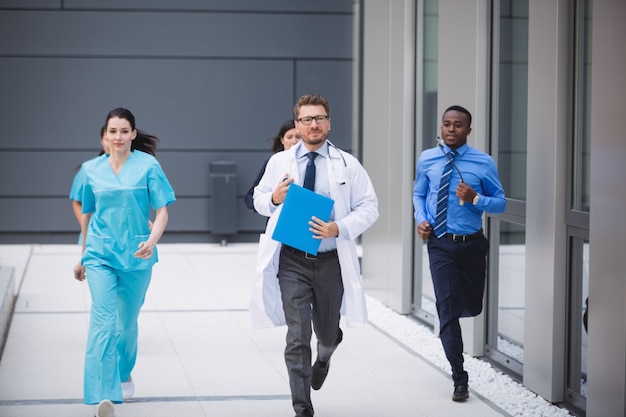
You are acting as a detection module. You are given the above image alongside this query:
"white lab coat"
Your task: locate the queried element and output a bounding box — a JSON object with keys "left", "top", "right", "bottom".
{"left": 249, "top": 141, "right": 378, "bottom": 328}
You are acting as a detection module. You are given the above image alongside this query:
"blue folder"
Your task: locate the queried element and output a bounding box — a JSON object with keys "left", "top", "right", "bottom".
{"left": 272, "top": 184, "right": 335, "bottom": 255}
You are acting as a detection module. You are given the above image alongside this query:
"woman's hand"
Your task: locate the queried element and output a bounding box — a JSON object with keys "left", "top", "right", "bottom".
{"left": 73, "top": 263, "right": 86, "bottom": 281}
{"left": 134, "top": 241, "right": 155, "bottom": 260}
{"left": 134, "top": 206, "right": 168, "bottom": 260}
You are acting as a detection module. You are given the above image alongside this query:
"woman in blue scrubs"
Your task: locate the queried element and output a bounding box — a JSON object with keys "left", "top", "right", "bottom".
{"left": 69, "top": 126, "right": 108, "bottom": 244}
{"left": 73, "top": 108, "right": 176, "bottom": 417}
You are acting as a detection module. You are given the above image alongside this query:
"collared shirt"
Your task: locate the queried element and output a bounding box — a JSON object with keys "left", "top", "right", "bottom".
{"left": 412, "top": 143, "right": 506, "bottom": 235}
{"left": 295, "top": 142, "right": 336, "bottom": 252}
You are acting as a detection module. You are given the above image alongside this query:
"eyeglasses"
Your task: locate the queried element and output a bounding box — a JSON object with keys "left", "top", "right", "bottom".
{"left": 297, "top": 115, "right": 329, "bottom": 125}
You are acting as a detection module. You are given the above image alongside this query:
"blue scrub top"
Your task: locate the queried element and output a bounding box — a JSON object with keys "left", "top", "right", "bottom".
{"left": 69, "top": 166, "right": 85, "bottom": 202}
{"left": 81, "top": 150, "right": 176, "bottom": 271}
{"left": 70, "top": 166, "right": 87, "bottom": 245}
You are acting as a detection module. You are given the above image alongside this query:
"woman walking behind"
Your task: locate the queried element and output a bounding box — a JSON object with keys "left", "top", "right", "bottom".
{"left": 73, "top": 107, "right": 176, "bottom": 417}
{"left": 244, "top": 119, "right": 300, "bottom": 212}
{"left": 69, "top": 125, "right": 109, "bottom": 244}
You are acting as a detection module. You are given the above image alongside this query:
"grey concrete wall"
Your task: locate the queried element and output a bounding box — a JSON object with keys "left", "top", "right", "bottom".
{"left": 0, "top": 0, "right": 355, "bottom": 243}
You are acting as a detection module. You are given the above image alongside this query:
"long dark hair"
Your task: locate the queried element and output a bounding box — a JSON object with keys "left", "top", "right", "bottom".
{"left": 271, "top": 119, "right": 296, "bottom": 153}
{"left": 104, "top": 107, "right": 159, "bottom": 156}
{"left": 98, "top": 125, "right": 106, "bottom": 156}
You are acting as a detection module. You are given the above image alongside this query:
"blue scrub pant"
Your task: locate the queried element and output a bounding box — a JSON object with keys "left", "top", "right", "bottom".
{"left": 427, "top": 234, "right": 489, "bottom": 387}
{"left": 83, "top": 265, "right": 151, "bottom": 405}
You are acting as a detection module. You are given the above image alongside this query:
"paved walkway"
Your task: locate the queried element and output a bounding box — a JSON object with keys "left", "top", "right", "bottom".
{"left": 0, "top": 243, "right": 507, "bottom": 417}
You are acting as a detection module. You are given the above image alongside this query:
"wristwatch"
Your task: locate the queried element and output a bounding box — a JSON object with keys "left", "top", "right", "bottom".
{"left": 472, "top": 194, "right": 480, "bottom": 205}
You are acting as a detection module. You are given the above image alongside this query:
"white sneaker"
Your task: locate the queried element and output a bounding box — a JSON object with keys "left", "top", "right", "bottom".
{"left": 96, "top": 399, "right": 116, "bottom": 417}
{"left": 122, "top": 379, "right": 135, "bottom": 400}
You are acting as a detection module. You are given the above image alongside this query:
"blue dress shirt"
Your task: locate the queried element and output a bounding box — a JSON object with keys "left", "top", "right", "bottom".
{"left": 413, "top": 143, "right": 506, "bottom": 235}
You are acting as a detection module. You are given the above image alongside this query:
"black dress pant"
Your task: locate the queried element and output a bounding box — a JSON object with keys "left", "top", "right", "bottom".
{"left": 427, "top": 234, "right": 489, "bottom": 386}
{"left": 278, "top": 246, "right": 344, "bottom": 417}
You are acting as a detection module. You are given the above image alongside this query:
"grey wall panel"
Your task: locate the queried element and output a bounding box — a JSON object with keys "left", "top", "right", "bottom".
{"left": 156, "top": 151, "right": 271, "bottom": 197}
{"left": 1, "top": 198, "right": 78, "bottom": 231}
{"left": 155, "top": 196, "right": 266, "bottom": 232}
{"left": 0, "top": 195, "right": 265, "bottom": 233}
{"left": 0, "top": 151, "right": 101, "bottom": 196}
{"left": 0, "top": 148, "right": 292, "bottom": 195}
{"left": 164, "top": 198, "right": 208, "bottom": 231}
{"left": 0, "top": 0, "right": 60, "bottom": 9}
{"left": 0, "top": 150, "right": 279, "bottom": 197}
{"left": 238, "top": 208, "right": 266, "bottom": 231}
{"left": 0, "top": 57, "right": 354, "bottom": 151}
{"left": 61, "top": 0, "right": 353, "bottom": 13}
{"left": 0, "top": 149, "right": 277, "bottom": 233}
{"left": 0, "top": 58, "right": 296, "bottom": 150}
{"left": 0, "top": 11, "right": 352, "bottom": 59}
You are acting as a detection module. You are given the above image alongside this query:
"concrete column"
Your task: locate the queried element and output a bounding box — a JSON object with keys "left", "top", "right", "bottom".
{"left": 437, "top": 0, "right": 491, "bottom": 357}
{"left": 361, "top": 0, "right": 416, "bottom": 313}
{"left": 523, "top": 0, "right": 571, "bottom": 402}
{"left": 586, "top": 1, "right": 626, "bottom": 415}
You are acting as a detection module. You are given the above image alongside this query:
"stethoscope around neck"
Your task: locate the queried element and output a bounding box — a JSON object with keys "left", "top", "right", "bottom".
{"left": 326, "top": 141, "right": 347, "bottom": 185}
{"left": 292, "top": 140, "right": 347, "bottom": 185}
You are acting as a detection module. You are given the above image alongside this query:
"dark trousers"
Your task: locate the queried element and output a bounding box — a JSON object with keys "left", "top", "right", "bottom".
{"left": 278, "top": 246, "right": 344, "bottom": 417}
{"left": 427, "top": 234, "right": 489, "bottom": 386}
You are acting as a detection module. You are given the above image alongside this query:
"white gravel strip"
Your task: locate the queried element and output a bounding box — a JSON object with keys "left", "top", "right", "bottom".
{"left": 365, "top": 294, "right": 575, "bottom": 417}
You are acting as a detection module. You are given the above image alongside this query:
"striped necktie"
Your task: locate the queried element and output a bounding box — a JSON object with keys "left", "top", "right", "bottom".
{"left": 303, "top": 152, "right": 318, "bottom": 191}
{"left": 433, "top": 150, "right": 457, "bottom": 238}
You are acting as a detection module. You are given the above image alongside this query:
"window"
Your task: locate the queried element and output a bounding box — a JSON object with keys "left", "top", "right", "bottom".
{"left": 565, "top": 1, "right": 592, "bottom": 413}
{"left": 484, "top": 0, "right": 528, "bottom": 377}
{"left": 412, "top": 0, "right": 440, "bottom": 324}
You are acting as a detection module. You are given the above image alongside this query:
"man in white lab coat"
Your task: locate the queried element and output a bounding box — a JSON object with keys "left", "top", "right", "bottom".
{"left": 251, "top": 94, "right": 378, "bottom": 417}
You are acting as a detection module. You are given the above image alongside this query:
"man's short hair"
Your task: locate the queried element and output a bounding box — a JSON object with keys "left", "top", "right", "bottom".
{"left": 294, "top": 94, "right": 330, "bottom": 118}
{"left": 444, "top": 105, "right": 472, "bottom": 127}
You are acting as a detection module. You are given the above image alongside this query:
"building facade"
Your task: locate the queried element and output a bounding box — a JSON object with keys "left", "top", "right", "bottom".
{"left": 359, "top": 1, "right": 625, "bottom": 416}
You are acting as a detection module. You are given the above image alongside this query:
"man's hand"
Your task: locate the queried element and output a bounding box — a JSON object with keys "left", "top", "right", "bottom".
{"left": 417, "top": 221, "right": 432, "bottom": 241}
{"left": 456, "top": 182, "right": 477, "bottom": 204}
{"left": 271, "top": 173, "right": 293, "bottom": 205}
{"left": 309, "top": 216, "right": 339, "bottom": 239}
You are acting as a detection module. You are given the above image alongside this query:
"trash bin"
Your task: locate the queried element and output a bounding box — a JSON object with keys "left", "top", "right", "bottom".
{"left": 209, "top": 161, "right": 237, "bottom": 245}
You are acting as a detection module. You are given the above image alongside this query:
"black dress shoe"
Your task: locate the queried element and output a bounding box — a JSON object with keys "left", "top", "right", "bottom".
{"left": 452, "top": 384, "right": 469, "bottom": 401}
{"left": 311, "top": 359, "right": 330, "bottom": 390}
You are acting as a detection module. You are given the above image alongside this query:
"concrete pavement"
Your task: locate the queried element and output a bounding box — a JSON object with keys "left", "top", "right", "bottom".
{"left": 0, "top": 243, "right": 507, "bottom": 417}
